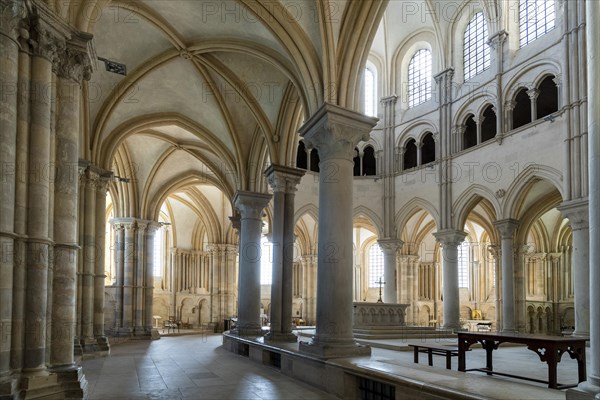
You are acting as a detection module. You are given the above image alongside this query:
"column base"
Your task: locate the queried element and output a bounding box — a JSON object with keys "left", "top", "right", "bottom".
{"left": 0, "top": 374, "right": 18, "bottom": 399}
{"left": 131, "top": 328, "right": 160, "bottom": 340}
{"left": 73, "top": 338, "right": 83, "bottom": 357}
{"left": 567, "top": 381, "right": 600, "bottom": 400}
{"left": 19, "top": 370, "right": 60, "bottom": 399}
{"left": 52, "top": 366, "right": 89, "bottom": 399}
{"left": 264, "top": 332, "right": 298, "bottom": 343}
{"left": 572, "top": 330, "right": 591, "bottom": 339}
{"left": 229, "top": 327, "right": 265, "bottom": 338}
{"left": 95, "top": 336, "right": 111, "bottom": 355}
{"left": 81, "top": 337, "right": 99, "bottom": 354}
{"left": 299, "top": 339, "right": 371, "bottom": 359}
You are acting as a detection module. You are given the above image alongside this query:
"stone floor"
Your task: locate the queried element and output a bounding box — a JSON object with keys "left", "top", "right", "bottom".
{"left": 83, "top": 333, "right": 589, "bottom": 399}
{"left": 82, "top": 334, "right": 337, "bottom": 400}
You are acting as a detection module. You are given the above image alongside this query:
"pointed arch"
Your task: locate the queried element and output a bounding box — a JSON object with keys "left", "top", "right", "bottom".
{"left": 453, "top": 185, "right": 502, "bottom": 230}
{"left": 395, "top": 197, "right": 440, "bottom": 236}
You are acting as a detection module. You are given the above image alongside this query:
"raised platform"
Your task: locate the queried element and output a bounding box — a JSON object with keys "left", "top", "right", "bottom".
{"left": 222, "top": 332, "right": 566, "bottom": 400}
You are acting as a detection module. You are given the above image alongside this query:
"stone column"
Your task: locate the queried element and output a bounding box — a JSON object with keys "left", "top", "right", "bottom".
{"left": 232, "top": 191, "right": 271, "bottom": 336}
{"left": 23, "top": 21, "right": 61, "bottom": 372}
{"left": 144, "top": 223, "right": 160, "bottom": 339}
{"left": 50, "top": 40, "right": 91, "bottom": 371}
{"left": 378, "top": 239, "right": 402, "bottom": 303}
{"left": 264, "top": 164, "right": 305, "bottom": 342}
{"left": 527, "top": 88, "right": 540, "bottom": 122}
{"left": 568, "top": 1, "right": 600, "bottom": 397}
{"left": 113, "top": 222, "right": 124, "bottom": 328}
{"left": 493, "top": 219, "right": 519, "bottom": 332}
{"left": 94, "top": 172, "right": 110, "bottom": 352}
{"left": 433, "top": 230, "right": 467, "bottom": 330}
{"left": 81, "top": 168, "right": 98, "bottom": 349}
{"left": 298, "top": 103, "right": 376, "bottom": 358}
{"left": 558, "top": 200, "right": 590, "bottom": 336}
{"left": 134, "top": 222, "right": 147, "bottom": 334}
{"left": 488, "top": 244, "right": 501, "bottom": 330}
{"left": 0, "top": 0, "right": 26, "bottom": 387}
{"left": 122, "top": 220, "right": 136, "bottom": 331}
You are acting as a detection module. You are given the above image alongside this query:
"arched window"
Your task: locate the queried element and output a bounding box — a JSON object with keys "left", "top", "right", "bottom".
{"left": 481, "top": 105, "right": 497, "bottom": 142}
{"left": 520, "top": 0, "right": 556, "bottom": 47}
{"left": 403, "top": 139, "right": 418, "bottom": 170}
{"left": 536, "top": 75, "right": 558, "bottom": 119}
{"left": 153, "top": 227, "right": 163, "bottom": 277}
{"left": 513, "top": 88, "right": 532, "bottom": 129}
{"left": 296, "top": 141, "right": 307, "bottom": 170}
{"left": 408, "top": 49, "right": 432, "bottom": 108}
{"left": 464, "top": 12, "right": 490, "bottom": 81}
{"left": 364, "top": 66, "right": 377, "bottom": 117}
{"left": 309, "top": 148, "right": 320, "bottom": 173}
{"left": 353, "top": 148, "right": 361, "bottom": 177}
{"left": 421, "top": 132, "right": 436, "bottom": 165}
{"left": 363, "top": 146, "right": 377, "bottom": 176}
{"left": 260, "top": 236, "right": 272, "bottom": 285}
{"left": 368, "top": 244, "right": 384, "bottom": 288}
{"left": 458, "top": 241, "right": 470, "bottom": 288}
{"left": 463, "top": 115, "right": 477, "bottom": 150}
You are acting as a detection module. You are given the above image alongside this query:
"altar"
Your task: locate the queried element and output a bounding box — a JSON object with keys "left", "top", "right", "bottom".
{"left": 353, "top": 302, "right": 410, "bottom": 327}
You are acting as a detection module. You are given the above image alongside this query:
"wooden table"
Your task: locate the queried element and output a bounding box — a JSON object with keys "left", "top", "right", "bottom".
{"left": 457, "top": 331, "right": 588, "bottom": 389}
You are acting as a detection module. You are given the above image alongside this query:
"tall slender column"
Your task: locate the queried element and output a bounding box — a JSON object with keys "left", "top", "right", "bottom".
{"left": 144, "top": 223, "right": 160, "bottom": 338}
{"left": 265, "top": 165, "right": 304, "bottom": 342}
{"left": 378, "top": 239, "right": 402, "bottom": 303}
{"left": 113, "top": 223, "right": 124, "bottom": 328}
{"left": 558, "top": 200, "right": 590, "bottom": 336}
{"left": 298, "top": 103, "right": 376, "bottom": 358}
{"left": 434, "top": 230, "right": 467, "bottom": 330}
{"left": 568, "top": 1, "right": 600, "bottom": 397}
{"left": 232, "top": 191, "right": 271, "bottom": 336}
{"left": 122, "top": 220, "right": 136, "bottom": 331}
{"left": 0, "top": 0, "right": 25, "bottom": 387}
{"left": 527, "top": 88, "right": 540, "bottom": 122}
{"left": 134, "top": 222, "right": 147, "bottom": 334}
{"left": 488, "top": 245, "right": 501, "bottom": 330}
{"left": 94, "top": 172, "right": 111, "bottom": 351}
{"left": 81, "top": 168, "right": 98, "bottom": 348}
{"left": 23, "top": 20, "right": 61, "bottom": 372}
{"left": 51, "top": 40, "right": 91, "bottom": 371}
{"left": 493, "top": 219, "right": 519, "bottom": 332}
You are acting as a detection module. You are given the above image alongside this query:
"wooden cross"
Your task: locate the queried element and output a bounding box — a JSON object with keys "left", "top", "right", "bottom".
{"left": 376, "top": 276, "right": 386, "bottom": 303}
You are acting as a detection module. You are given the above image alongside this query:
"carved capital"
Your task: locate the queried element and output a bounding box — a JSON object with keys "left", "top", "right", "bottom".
{"left": 526, "top": 88, "right": 541, "bottom": 101}
{"left": 0, "top": 0, "right": 27, "bottom": 40}
{"left": 487, "top": 30, "right": 508, "bottom": 50}
{"left": 56, "top": 46, "right": 92, "bottom": 83}
{"left": 377, "top": 238, "right": 403, "bottom": 255}
{"left": 433, "top": 229, "right": 467, "bottom": 248}
{"left": 299, "top": 103, "right": 377, "bottom": 161}
{"left": 29, "top": 19, "right": 63, "bottom": 62}
{"left": 504, "top": 100, "right": 516, "bottom": 111}
{"left": 557, "top": 199, "right": 589, "bottom": 230}
{"left": 265, "top": 164, "right": 305, "bottom": 194}
{"left": 233, "top": 190, "right": 271, "bottom": 220}
{"left": 494, "top": 218, "right": 519, "bottom": 239}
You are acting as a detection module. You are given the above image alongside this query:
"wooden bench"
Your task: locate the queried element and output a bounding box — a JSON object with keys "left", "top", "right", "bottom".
{"left": 408, "top": 343, "right": 464, "bottom": 370}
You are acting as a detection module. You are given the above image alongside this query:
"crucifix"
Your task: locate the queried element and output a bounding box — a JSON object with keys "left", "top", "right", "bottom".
{"left": 376, "top": 276, "right": 386, "bottom": 303}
